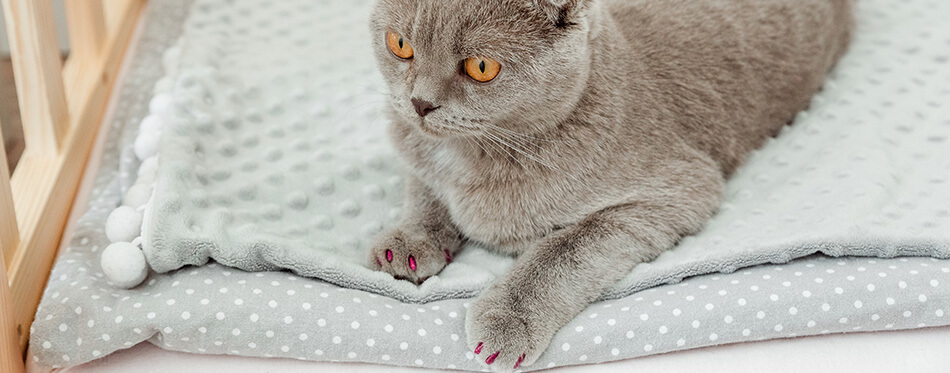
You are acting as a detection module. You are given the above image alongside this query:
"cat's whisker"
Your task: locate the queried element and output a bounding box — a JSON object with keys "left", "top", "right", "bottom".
{"left": 483, "top": 130, "right": 558, "bottom": 174}
{"left": 483, "top": 132, "right": 531, "bottom": 171}
{"left": 448, "top": 118, "right": 484, "bottom": 132}
{"left": 339, "top": 99, "right": 390, "bottom": 122}
{"left": 481, "top": 133, "right": 516, "bottom": 162}
{"left": 482, "top": 122, "right": 567, "bottom": 144}
{"left": 426, "top": 119, "right": 479, "bottom": 136}
{"left": 484, "top": 129, "right": 598, "bottom": 195}
{"left": 485, "top": 128, "right": 547, "bottom": 163}
{"left": 333, "top": 88, "right": 391, "bottom": 107}
{"left": 480, "top": 125, "right": 574, "bottom": 173}
{"left": 363, "top": 109, "right": 389, "bottom": 132}
{"left": 334, "top": 79, "right": 392, "bottom": 97}
{"left": 469, "top": 137, "right": 499, "bottom": 164}
{"left": 483, "top": 130, "right": 538, "bottom": 163}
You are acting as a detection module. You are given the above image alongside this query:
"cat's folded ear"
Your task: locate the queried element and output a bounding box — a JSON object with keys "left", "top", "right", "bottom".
{"left": 531, "top": 0, "right": 589, "bottom": 27}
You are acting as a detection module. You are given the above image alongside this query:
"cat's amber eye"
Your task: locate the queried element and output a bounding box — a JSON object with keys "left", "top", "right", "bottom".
{"left": 386, "top": 31, "right": 414, "bottom": 59}
{"left": 465, "top": 57, "right": 501, "bottom": 82}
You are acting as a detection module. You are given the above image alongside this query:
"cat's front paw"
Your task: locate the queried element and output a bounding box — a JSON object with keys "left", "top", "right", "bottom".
{"left": 369, "top": 227, "right": 453, "bottom": 284}
{"left": 465, "top": 288, "right": 553, "bottom": 372}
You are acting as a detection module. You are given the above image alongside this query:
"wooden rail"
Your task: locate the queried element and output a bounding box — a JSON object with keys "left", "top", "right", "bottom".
{"left": 1, "top": 1, "right": 147, "bottom": 371}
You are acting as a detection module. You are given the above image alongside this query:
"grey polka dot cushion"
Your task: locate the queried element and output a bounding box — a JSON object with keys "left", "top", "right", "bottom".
{"left": 28, "top": 0, "right": 950, "bottom": 370}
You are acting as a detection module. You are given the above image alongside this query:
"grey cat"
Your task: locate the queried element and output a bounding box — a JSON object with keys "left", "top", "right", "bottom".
{"left": 368, "top": 0, "right": 853, "bottom": 371}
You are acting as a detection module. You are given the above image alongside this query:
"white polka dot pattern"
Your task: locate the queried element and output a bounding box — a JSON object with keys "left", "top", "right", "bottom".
{"left": 28, "top": 0, "right": 950, "bottom": 371}
{"left": 32, "top": 255, "right": 950, "bottom": 370}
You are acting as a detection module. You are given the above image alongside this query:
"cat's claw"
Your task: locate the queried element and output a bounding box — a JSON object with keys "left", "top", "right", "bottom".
{"left": 480, "top": 349, "right": 523, "bottom": 369}
{"left": 485, "top": 351, "right": 500, "bottom": 365}
{"left": 514, "top": 354, "right": 526, "bottom": 369}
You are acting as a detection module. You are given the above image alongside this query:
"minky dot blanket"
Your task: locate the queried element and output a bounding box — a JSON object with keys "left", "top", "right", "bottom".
{"left": 134, "top": 0, "right": 950, "bottom": 303}
{"left": 28, "top": 0, "right": 950, "bottom": 370}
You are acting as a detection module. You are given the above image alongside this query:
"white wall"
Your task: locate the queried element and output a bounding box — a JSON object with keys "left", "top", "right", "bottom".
{"left": 0, "top": 0, "right": 71, "bottom": 56}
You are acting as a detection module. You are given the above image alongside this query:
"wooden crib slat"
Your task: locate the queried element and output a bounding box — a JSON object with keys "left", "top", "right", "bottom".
{"left": 64, "top": 0, "right": 107, "bottom": 60}
{"left": 1, "top": 0, "right": 70, "bottom": 156}
{"left": 1, "top": 124, "right": 24, "bottom": 373}
{"left": 1, "top": 120, "right": 21, "bottom": 369}
{"left": 1, "top": 252, "right": 25, "bottom": 373}
{"left": 0, "top": 121, "right": 19, "bottom": 269}
{"left": 6, "top": 0, "right": 147, "bottom": 353}
{"left": 62, "top": 0, "right": 107, "bottom": 118}
{"left": 103, "top": 0, "right": 130, "bottom": 35}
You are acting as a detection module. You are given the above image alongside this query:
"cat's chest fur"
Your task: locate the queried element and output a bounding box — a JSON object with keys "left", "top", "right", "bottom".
{"left": 392, "top": 126, "right": 600, "bottom": 254}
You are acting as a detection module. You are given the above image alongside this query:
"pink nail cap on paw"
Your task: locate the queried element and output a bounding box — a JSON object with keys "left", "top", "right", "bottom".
{"left": 445, "top": 249, "right": 452, "bottom": 263}
{"left": 385, "top": 249, "right": 393, "bottom": 262}
{"left": 514, "top": 354, "right": 525, "bottom": 369}
{"left": 474, "top": 342, "right": 483, "bottom": 354}
{"left": 408, "top": 255, "right": 417, "bottom": 271}
{"left": 486, "top": 351, "right": 499, "bottom": 365}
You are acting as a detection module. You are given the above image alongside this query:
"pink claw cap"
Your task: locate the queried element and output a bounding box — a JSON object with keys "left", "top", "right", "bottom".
{"left": 486, "top": 351, "right": 499, "bottom": 365}
{"left": 445, "top": 249, "right": 452, "bottom": 263}
{"left": 474, "top": 342, "right": 483, "bottom": 354}
{"left": 514, "top": 354, "right": 525, "bottom": 369}
{"left": 385, "top": 249, "right": 393, "bottom": 262}
{"left": 408, "top": 255, "right": 417, "bottom": 271}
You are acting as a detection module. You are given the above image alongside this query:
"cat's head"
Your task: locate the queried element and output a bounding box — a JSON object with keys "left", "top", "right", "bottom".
{"left": 370, "top": 0, "right": 600, "bottom": 138}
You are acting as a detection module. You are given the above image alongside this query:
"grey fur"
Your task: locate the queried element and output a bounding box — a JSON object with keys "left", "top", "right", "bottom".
{"left": 368, "top": 0, "right": 853, "bottom": 371}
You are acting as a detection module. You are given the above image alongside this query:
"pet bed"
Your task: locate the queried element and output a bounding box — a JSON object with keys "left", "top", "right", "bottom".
{"left": 27, "top": 0, "right": 950, "bottom": 371}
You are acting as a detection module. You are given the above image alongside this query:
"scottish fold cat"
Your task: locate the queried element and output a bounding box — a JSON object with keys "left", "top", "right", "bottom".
{"left": 368, "top": 0, "right": 852, "bottom": 370}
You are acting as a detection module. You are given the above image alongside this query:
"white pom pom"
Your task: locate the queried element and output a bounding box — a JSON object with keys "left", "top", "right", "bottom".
{"left": 105, "top": 206, "right": 143, "bottom": 243}
{"left": 162, "top": 46, "right": 181, "bottom": 71}
{"left": 133, "top": 131, "right": 160, "bottom": 161}
{"left": 149, "top": 94, "right": 174, "bottom": 115}
{"left": 153, "top": 76, "right": 175, "bottom": 94}
{"left": 101, "top": 242, "right": 148, "bottom": 289}
{"left": 135, "top": 172, "right": 156, "bottom": 187}
{"left": 139, "top": 156, "right": 159, "bottom": 177}
{"left": 123, "top": 184, "right": 153, "bottom": 209}
{"left": 140, "top": 115, "right": 164, "bottom": 134}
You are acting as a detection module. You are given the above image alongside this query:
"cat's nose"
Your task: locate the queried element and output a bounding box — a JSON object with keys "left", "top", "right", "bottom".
{"left": 411, "top": 98, "right": 440, "bottom": 118}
